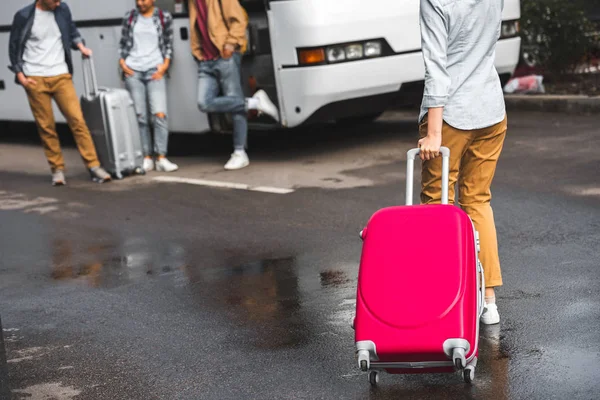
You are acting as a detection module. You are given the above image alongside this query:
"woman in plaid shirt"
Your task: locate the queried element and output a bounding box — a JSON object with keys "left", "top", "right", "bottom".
{"left": 119, "top": 0, "right": 178, "bottom": 173}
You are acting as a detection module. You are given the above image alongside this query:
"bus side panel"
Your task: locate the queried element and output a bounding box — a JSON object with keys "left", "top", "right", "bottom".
{"left": 0, "top": 21, "right": 210, "bottom": 134}
{"left": 0, "top": 32, "right": 45, "bottom": 123}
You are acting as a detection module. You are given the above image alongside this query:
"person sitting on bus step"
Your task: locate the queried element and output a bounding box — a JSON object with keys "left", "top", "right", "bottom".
{"left": 119, "top": 0, "right": 178, "bottom": 173}
{"left": 8, "top": 0, "right": 112, "bottom": 185}
{"left": 188, "top": 0, "right": 279, "bottom": 170}
{"left": 418, "top": 0, "right": 508, "bottom": 325}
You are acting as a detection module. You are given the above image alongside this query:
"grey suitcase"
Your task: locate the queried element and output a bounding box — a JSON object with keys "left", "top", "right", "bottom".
{"left": 80, "top": 56, "right": 144, "bottom": 179}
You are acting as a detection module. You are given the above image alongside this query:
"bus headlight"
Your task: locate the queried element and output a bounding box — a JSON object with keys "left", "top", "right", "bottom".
{"left": 364, "top": 41, "right": 382, "bottom": 57}
{"left": 326, "top": 46, "right": 347, "bottom": 63}
{"left": 345, "top": 44, "right": 364, "bottom": 60}
{"left": 501, "top": 20, "right": 520, "bottom": 39}
{"left": 297, "top": 38, "right": 389, "bottom": 66}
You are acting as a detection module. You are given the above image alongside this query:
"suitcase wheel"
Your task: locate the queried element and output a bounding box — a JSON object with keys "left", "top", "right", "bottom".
{"left": 135, "top": 167, "right": 146, "bottom": 176}
{"left": 368, "top": 370, "right": 379, "bottom": 386}
{"left": 463, "top": 366, "right": 475, "bottom": 384}
{"left": 360, "top": 360, "right": 368, "bottom": 372}
{"left": 452, "top": 348, "right": 466, "bottom": 369}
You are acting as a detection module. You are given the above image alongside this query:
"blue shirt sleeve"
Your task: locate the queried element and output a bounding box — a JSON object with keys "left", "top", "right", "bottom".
{"left": 420, "top": 0, "right": 451, "bottom": 109}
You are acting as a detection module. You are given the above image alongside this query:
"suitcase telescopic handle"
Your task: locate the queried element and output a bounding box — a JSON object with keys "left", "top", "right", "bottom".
{"left": 81, "top": 55, "right": 99, "bottom": 100}
{"left": 405, "top": 147, "right": 450, "bottom": 206}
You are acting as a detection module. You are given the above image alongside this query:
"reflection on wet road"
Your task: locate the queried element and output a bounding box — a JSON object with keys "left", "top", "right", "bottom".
{"left": 50, "top": 238, "right": 188, "bottom": 289}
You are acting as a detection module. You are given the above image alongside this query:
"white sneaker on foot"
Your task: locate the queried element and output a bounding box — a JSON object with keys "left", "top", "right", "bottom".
{"left": 89, "top": 167, "right": 111, "bottom": 183}
{"left": 481, "top": 303, "right": 500, "bottom": 325}
{"left": 224, "top": 151, "right": 249, "bottom": 170}
{"left": 52, "top": 170, "right": 66, "bottom": 186}
{"left": 143, "top": 158, "right": 154, "bottom": 172}
{"left": 253, "top": 90, "right": 280, "bottom": 122}
{"left": 155, "top": 157, "right": 178, "bottom": 172}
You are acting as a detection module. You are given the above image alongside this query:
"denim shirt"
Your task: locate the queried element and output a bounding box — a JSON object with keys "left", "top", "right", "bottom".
{"left": 8, "top": 1, "right": 84, "bottom": 83}
{"left": 419, "top": 0, "right": 506, "bottom": 130}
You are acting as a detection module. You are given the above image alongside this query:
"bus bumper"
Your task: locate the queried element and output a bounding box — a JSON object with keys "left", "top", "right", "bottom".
{"left": 277, "top": 37, "right": 521, "bottom": 128}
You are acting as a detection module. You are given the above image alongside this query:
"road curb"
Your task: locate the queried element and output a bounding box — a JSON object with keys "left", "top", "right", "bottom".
{"left": 504, "top": 94, "right": 600, "bottom": 114}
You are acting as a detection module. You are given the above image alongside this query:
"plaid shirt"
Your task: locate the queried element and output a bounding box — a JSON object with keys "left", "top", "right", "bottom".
{"left": 119, "top": 8, "right": 174, "bottom": 61}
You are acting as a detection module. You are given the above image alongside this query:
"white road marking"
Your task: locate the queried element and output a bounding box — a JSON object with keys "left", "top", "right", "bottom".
{"left": 13, "top": 383, "right": 82, "bottom": 399}
{"left": 7, "top": 356, "right": 34, "bottom": 363}
{"left": 0, "top": 191, "right": 83, "bottom": 218}
{"left": 0, "top": 195, "right": 58, "bottom": 211}
{"left": 152, "top": 176, "right": 295, "bottom": 194}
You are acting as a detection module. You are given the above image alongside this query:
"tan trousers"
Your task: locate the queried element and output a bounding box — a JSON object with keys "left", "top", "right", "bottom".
{"left": 25, "top": 74, "right": 99, "bottom": 172}
{"left": 419, "top": 115, "right": 507, "bottom": 287}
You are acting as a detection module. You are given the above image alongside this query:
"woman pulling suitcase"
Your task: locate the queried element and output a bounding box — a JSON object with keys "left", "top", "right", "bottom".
{"left": 417, "top": 0, "right": 507, "bottom": 325}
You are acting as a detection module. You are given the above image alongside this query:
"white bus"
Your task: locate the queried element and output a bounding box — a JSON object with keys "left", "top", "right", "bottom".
{"left": 0, "top": 0, "right": 521, "bottom": 134}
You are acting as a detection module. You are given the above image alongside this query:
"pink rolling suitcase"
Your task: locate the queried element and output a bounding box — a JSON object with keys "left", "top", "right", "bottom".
{"left": 354, "top": 147, "right": 485, "bottom": 385}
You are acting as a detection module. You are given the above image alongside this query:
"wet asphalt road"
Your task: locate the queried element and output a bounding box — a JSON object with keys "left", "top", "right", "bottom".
{"left": 1, "top": 111, "right": 600, "bottom": 400}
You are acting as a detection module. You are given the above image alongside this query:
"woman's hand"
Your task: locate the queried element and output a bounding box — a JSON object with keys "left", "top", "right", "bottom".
{"left": 418, "top": 134, "right": 442, "bottom": 161}
{"left": 419, "top": 107, "right": 443, "bottom": 160}
{"left": 151, "top": 59, "right": 170, "bottom": 80}
{"left": 119, "top": 59, "right": 135, "bottom": 77}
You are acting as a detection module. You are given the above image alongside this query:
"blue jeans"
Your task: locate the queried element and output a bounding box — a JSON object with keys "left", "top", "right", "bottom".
{"left": 125, "top": 68, "right": 169, "bottom": 157}
{"left": 197, "top": 53, "right": 247, "bottom": 150}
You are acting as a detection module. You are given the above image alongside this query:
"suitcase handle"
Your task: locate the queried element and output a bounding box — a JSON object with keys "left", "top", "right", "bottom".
{"left": 405, "top": 147, "right": 450, "bottom": 205}
{"left": 81, "top": 55, "right": 99, "bottom": 100}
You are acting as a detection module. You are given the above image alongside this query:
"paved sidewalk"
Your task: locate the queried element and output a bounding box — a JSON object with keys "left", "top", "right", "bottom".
{"left": 505, "top": 94, "right": 600, "bottom": 114}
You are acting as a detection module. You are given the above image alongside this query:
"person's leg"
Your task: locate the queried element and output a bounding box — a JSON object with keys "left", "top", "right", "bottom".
{"left": 197, "top": 60, "right": 245, "bottom": 114}
{"left": 420, "top": 119, "right": 473, "bottom": 206}
{"left": 52, "top": 75, "right": 110, "bottom": 182}
{"left": 458, "top": 116, "right": 507, "bottom": 290}
{"left": 125, "top": 71, "right": 152, "bottom": 159}
{"left": 52, "top": 74, "right": 100, "bottom": 169}
{"left": 458, "top": 116, "right": 507, "bottom": 324}
{"left": 25, "top": 76, "right": 66, "bottom": 175}
{"left": 218, "top": 53, "right": 248, "bottom": 152}
{"left": 147, "top": 71, "right": 177, "bottom": 172}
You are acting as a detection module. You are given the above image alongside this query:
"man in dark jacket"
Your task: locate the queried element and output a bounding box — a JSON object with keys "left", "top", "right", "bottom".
{"left": 8, "top": 0, "right": 111, "bottom": 185}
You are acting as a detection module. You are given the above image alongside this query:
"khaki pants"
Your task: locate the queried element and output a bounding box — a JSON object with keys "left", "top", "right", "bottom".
{"left": 419, "top": 115, "right": 507, "bottom": 288}
{"left": 25, "top": 74, "right": 99, "bottom": 172}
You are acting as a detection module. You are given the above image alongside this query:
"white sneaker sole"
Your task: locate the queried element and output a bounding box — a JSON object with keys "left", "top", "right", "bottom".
{"left": 156, "top": 166, "right": 179, "bottom": 172}
{"left": 224, "top": 161, "right": 249, "bottom": 170}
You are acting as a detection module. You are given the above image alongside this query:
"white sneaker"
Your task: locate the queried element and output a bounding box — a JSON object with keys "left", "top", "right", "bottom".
{"left": 143, "top": 158, "right": 154, "bottom": 172}
{"left": 253, "top": 90, "right": 280, "bottom": 122}
{"left": 224, "top": 151, "right": 249, "bottom": 170}
{"left": 155, "top": 157, "right": 179, "bottom": 172}
{"left": 89, "top": 167, "right": 112, "bottom": 183}
{"left": 481, "top": 303, "right": 500, "bottom": 325}
{"left": 51, "top": 170, "right": 66, "bottom": 186}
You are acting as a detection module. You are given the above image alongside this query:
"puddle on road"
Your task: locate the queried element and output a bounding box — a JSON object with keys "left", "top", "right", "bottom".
{"left": 186, "top": 256, "right": 313, "bottom": 350}
{"left": 44, "top": 233, "right": 358, "bottom": 351}
{"left": 49, "top": 237, "right": 188, "bottom": 288}
{"left": 319, "top": 270, "right": 351, "bottom": 287}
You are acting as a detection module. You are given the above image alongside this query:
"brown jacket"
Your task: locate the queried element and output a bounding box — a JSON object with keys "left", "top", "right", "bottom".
{"left": 188, "top": 0, "right": 248, "bottom": 60}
